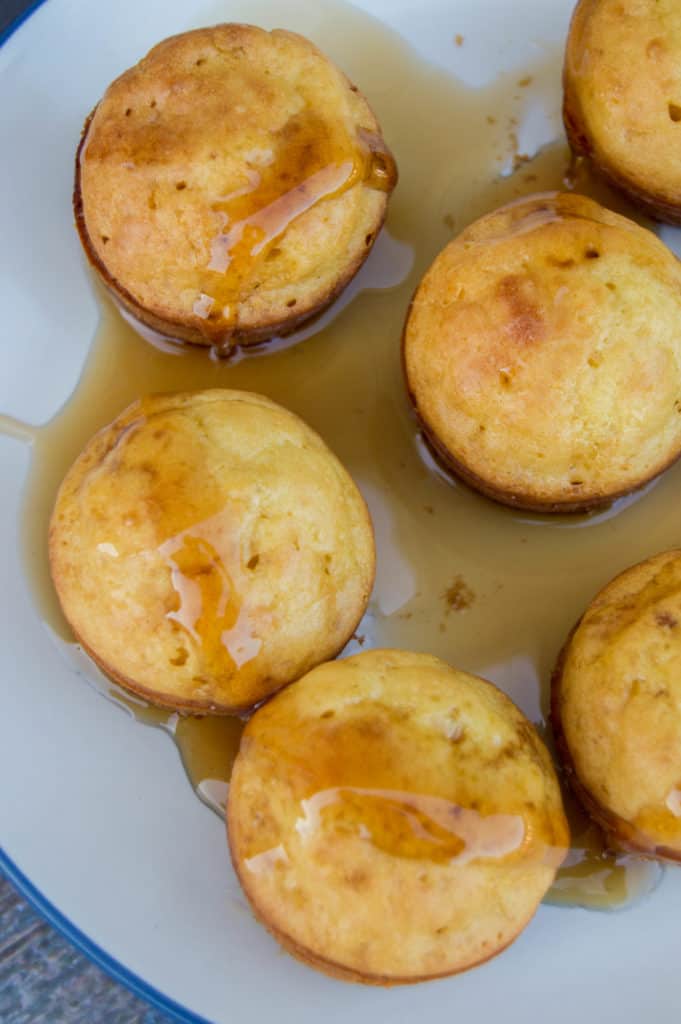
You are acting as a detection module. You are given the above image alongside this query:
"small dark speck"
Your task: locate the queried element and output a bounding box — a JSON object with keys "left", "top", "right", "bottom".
{"left": 443, "top": 575, "right": 475, "bottom": 612}
{"left": 424, "top": 505, "right": 435, "bottom": 515}
{"left": 352, "top": 633, "right": 366, "bottom": 646}
{"left": 655, "top": 611, "right": 677, "bottom": 629}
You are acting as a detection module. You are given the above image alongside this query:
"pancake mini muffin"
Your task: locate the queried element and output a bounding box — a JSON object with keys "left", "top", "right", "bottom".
{"left": 403, "top": 191, "right": 681, "bottom": 513}
{"left": 74, "top": 24, "right": 397, "bottom": 350}
{"left": 49, "top": 390, "right": 375, "bottom": 713}
{"left": 552, "top": 550, "right": 681, "bottom": 863}
{"left": 228, "top": 649, "right": 569, "bottom": 984}
{"left": 564, "top": 0, "right": 681, "bottom": 224}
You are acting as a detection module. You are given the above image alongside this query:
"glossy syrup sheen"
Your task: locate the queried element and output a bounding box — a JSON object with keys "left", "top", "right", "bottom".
{"left": 81, "top": 46, "right": 396, "bottom": 344}
{"left": 200, "top": 115, "right": 395, "bottom": 333}
{"left": 6, "top": 0, "right": 675, "bottom": 909}
{"left": 240, "top": 707, "right": 561, "bottom": 872}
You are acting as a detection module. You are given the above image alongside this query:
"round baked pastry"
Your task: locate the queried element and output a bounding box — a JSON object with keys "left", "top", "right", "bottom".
{"left": 403, "top": 191, "right": 681, "bottom": 513}
{"left": 74, "top": 24, "right": 397, "bottom": 350}
{"left": 552, "top": 550, "right": 681, "bottom": 863}
{"left": 49, "top": 390, "right": 375, "bottom": 713}
{"left": 564, "top": 0, "right": 681, "bottom": 224}
{"left": 228, "top": 649, "right": 569, "bottom": 984}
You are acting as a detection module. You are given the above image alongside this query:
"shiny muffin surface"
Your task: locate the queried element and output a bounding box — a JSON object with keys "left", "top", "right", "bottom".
{"left": 552, "top": 550, "right": 681, "bottom": 862}
{"left": 403, "top": 192, "right": 681, "bottom": 512}
{"left": 228, "top": 649, "right": 568, "bottom": 984}
{"left": 74, "top": 24, "right": 396, "bottom": 349}
{"left": 49, "top": 390, "right": 375, "bottom": 713}
{"left": 564, "top": 0, "right": 681, "bottom": 224}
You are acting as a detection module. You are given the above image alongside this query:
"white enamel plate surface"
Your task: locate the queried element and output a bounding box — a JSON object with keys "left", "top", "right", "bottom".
{"left": 1, "top": 1, "right": 679, "bottom": 1022}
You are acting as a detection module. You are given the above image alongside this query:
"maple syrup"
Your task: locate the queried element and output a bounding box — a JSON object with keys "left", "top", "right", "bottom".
{"left": 4, "top": 0, "right": 673, "bottom": 909}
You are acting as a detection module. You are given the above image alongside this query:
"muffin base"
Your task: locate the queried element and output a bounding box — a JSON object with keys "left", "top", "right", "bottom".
{"left": 74, "top": 113, "right": 389, "bottom": 352}
{"left": 551, "top": 630, "right": 681, "bottom": 865}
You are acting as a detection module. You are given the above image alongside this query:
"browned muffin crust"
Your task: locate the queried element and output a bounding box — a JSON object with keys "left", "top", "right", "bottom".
{"left": 228, "top": 650, "right": 569, "bottom": 984}
{"left": 551, "top": 635, "right": 681, "bottom": 863}
{"left": 551, "top": 551, "right": 681, "bottom": 863}
{"left": 563, "top": 0, "right": 681, "bottom": 225}
{"left": 74, "top": 24, "right": 397, "bottom": 351}
{"left": 49, "top": 390, "right": 375, "bottom": 714}
{"left": 402, "top": 192, "right": 681, "bottom": 513}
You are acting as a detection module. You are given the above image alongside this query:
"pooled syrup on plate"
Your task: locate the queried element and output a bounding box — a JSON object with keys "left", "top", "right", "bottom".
{"left": 4, "top": 0, "right": 673, "bottom": 910}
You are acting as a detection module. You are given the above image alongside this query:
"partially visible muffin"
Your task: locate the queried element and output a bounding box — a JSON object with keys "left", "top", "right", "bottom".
{"left": 564, "top": 0, "right": 681, "bottom": 223}
{"left": 403, "top": 191, "right": 681, "bottom": 513}
{"left": 552, "top": 550, "right": 681, "bottom": 862}
{"left": 74, "top": 24, "right": 397, "bottom": 350}
{"left": 228, "top": 649, "right": 569, "bottom": 984}
{"left": 49, "top": 390, "right": 375, "bottom": 713}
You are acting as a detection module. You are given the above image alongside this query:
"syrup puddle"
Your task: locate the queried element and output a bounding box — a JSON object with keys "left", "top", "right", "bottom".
{"left": 4, "top": 0, "right": 674, "bottom": 909}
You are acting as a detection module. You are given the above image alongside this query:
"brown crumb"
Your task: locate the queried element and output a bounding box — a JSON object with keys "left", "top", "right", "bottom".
{"left": 523, "top": 172, "right": 537, "bottom": 182}
{"left": 486, "top": 115, "right": 497, "bottom": 125}
{"left": 454, "top": 34, "right": 464, "bottom": 46}
{"left": 443, "top": 213, "right": 456, "bottom": 230}
{"left": 518, "top": 75, "right": 533, "bottom": 87}
{"left": 424, "top": 504, "right": 435, "bottom": 514}
{"left": 443, "top": 575, "right": 475, "bottom": 613}
{"left": 352, "top": 632, "right": 366, "bottom": 646}
{"left": 398, "top": 611, "right": 413, "bottom": 621}
{"left": 512, "top": 152, "right": 530, "bottom": 172}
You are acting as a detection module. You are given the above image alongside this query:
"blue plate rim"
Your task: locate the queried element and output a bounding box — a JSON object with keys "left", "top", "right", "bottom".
{"left": 1, "top": 5, "right": 214, "bottom": 1022}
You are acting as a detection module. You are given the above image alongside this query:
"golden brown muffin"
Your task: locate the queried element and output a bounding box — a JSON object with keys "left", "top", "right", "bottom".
{"left": 552, "top": 550, "right": 681, "bottom": 862}
{"left": 49, "top": 390, "right": 375, "bottom": 713}
{"left": 564, "top": 0, "right": 681, "bottom": 224}
{"left": 403, "top": 191, "right": 681, "bottom": 513}
{"left": 228, "top": 649, "right": 569, "bottom": 984}
{"left": 74, "top": 24, "right": 397, "bottom": 350}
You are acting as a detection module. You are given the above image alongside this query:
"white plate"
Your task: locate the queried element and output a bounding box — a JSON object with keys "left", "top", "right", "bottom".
{"left": 1, "top": 1, "right": 679, "bottom": 1022}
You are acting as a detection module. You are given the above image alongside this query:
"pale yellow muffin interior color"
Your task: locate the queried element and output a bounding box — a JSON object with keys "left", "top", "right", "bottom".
{"left": 49, "top": 390, "right": 375, "bottom": 713}
{"left": 403, "top": 192, "right": 681, "bottom": 512}
{"left": 564, "top": 0, "right": 681, "bottom": 222}
{"left": 554, "top": 550, "right": 681, "bottom": 860}
{"left": 228, "top": 649, "right": 569, "bottom": 984}
{"left": 75, "top": 24, "right": 395, "bottom": 347}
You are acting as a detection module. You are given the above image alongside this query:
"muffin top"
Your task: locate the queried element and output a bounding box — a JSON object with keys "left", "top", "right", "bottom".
{"left": 403, "top": 192, "right": 681, "bottom": 512}
{"left": 564, "top": 0, "right": 681, "bottom": 216}
{"left": 228, "top": 649, "right": 568, "bottom": 983}
{"left": 554, "top": 550, "right": 681, "bottom": 860}
{"left": 49, "top": 390, "right": 375, "bottom": 713}
{"left": 75, "top": 24, "right": 396, "bottom": 346}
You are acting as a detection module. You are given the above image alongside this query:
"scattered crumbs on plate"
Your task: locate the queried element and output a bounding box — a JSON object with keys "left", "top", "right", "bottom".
{"left": 454, "top": 33, "right": 464, "bottom": 46}
{"left": 512, "top": 152, "right": 531, "bottom": 172}
{"left": 443, "top": 575, "right": 475, "bottom": 612}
